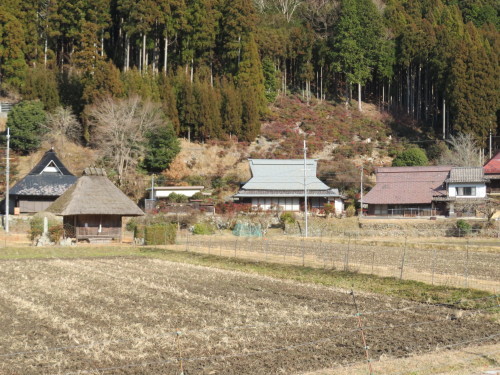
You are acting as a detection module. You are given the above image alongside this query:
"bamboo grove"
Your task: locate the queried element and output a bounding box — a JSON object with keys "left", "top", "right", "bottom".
{"left": 0, "top": 0, "right": 498, "bottom": 144}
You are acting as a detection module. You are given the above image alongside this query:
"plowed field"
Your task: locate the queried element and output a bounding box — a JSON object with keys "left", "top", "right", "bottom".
{"left": 0, "top": 257, "right": 498, "bottom": 374}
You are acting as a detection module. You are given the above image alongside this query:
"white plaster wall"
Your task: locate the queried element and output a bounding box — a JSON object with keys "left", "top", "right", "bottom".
{"left": 155, "top": 189, "right": 201, "bottom": 198}
{"left": 334, "top": 198, "right": 344, "bottom": 214}
{"left": 448, "top": 183, "right": 486, "bottom": 198}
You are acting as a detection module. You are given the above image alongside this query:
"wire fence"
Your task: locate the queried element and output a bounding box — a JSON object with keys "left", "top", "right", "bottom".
{"left": 178, "top": 233, "right": 500, "bottom": 292}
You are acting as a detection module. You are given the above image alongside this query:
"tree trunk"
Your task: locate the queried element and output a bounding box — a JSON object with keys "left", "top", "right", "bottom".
{"left": 320, "top": 65, "right": 323, "bottom": 101}
{"left": 358, "top": 83, "right": 362, "bottom": 111}
{"left": 125, "top": 34, "right": 130, "bottom": 72}
{"left": 164, "top": 36, "right": 168, "bottom": 73}
{"left": 406, "top": 67, "right": 410, "bottom": 114}
{"left": 142, "top": 33, "right": 146, "bottom": 72}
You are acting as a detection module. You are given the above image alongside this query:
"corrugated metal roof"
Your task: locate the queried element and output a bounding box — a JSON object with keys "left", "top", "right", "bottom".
{"left": 446, "top": 167, "right": 486, "bottom": 183}
{"left": 364, "top": 166, "right": 451, "bottom": 205}
{"left": 241, "top": 159, "right": 332, "bottom": 191}
{"left": 235, "top": 189, "right": 341, "bottom": 198}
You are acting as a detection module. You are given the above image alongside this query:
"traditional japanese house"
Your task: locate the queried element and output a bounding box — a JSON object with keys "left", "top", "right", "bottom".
{"left": 234, "top": 159, "right": 344, "bottom": 214}
{"left": 484, "top": 151, "right": 500, "bottom": 196}
{"left": 47, "top": 167, "right": 143, "bottom": 242}
{"left": 8, "top": 148, "right": 77, "bottom": 213}
{"left": 364, "top": 166, "right": 488, "bottom": 217}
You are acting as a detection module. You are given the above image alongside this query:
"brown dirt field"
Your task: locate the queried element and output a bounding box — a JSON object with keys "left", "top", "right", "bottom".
{"left": 177, "top": 236, "right": 500, "bottom": 292}
{"left": 0, "top": 257, "right": 498, "bottom": 375}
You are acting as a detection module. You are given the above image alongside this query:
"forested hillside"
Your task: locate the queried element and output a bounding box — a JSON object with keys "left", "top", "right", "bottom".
{"left": 0, "top": 0, "right": 498, "bottom": 193}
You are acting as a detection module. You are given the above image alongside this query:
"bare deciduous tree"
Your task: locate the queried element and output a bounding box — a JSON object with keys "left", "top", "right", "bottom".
{"left": 438, "top": 133, "right": 482, "bottom": 167}
{"left": 46, "top": 106, "right": 82, "bottom": 148}
{"left": 87, "top": 96, "right": 165, "bottom": 184}
{"left": 273, "top": 0, "right": 303, "bottom": 23}
{"left": 301, "top": 0, "right": 339, "bottom": 37}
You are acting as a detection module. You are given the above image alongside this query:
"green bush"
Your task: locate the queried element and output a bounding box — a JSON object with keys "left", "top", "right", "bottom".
{"left": 456, "top": 219, "right": 472, "bottom": 237}
{"left": 168, "top": 192, "right": 189, "bottom": 203}
{"left": 29, "top": 217, "right": 44, "bottom": 241}
{"left": 392, "top": 147, "right": 428, "bottom": 167}
{"left": 192, "top": 222, "right": 215, "bottom": 235}
{"left": 144, "top": 223, "right": 177, "bottom": 245}
{"left": 280, "top": 212, "right": 296, "bottom": 224}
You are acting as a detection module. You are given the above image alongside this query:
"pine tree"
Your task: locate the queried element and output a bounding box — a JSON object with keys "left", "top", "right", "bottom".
{"left": 22, "top": 67, "right": 60, "bottom": 111}
{"left": 7, "top": 101, "right": 48, "bottom": 154}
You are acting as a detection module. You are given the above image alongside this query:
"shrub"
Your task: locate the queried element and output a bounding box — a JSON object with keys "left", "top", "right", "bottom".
{"left": 280, "top": 212, "right": 296, "bottom": 225}
{"left": 168, "top": 192, "right": 189, "bottom": 203}
{"left": 29, "top": 217, "right": 44, "bottom": 241}
{"left": 191, "top": 192, "right": 205, "bottom": 200}
{"left": 346, "top": 205, "right": 356, "bottom": 217}
{"left": 144, "top": 223, "right": 177, "bottom": 245}
{"left": 323, "top": 203, "right": 335, "bottom": 216}
{"left": 192, "top": 222, "right": 215, "bottom": 235}
{"left": 392, "top": 147, "right": 428, "bottom": 167}
{"left": 48, "top": 224, "right": 64, "bottom": 243}
{"left": 456, "top": 219, "right": 472, "bottom": 237}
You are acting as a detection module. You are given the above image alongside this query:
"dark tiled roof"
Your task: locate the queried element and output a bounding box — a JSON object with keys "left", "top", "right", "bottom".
{"left": 10, "top": 149, "right": 76, "bottom": 197}
{"left": 446, "top": 167, "right": 486, "bottom": 183}
{"left": 29, "top": 149, "right": 74, "bottom": 175}
{"left": 364, "top": 166, "right": 452, "bottom": 205}
{"left": 484, "top": 151, "right": 500, "bottom": 174}
{"left": 10, "top": 175, "right": 77, "bottom": 196}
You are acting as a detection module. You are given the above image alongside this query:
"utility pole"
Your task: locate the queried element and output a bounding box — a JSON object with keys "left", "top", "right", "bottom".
{"left": 360, "top": 166, "right": 364, "bottom": 218}
{"left": 442, "top": 98, "right": 446, "bottom": 140}
{"left": 489, "top": 128, "right": 492, "bottom": 161}
{"left": 5, "top": 128, "right": 10, "bottom": 233}
{"left": 303, "top": 139, "right": 308, "bottom": 238}
{"left": 150, "top": 174, "right": 155, "bottom": 200}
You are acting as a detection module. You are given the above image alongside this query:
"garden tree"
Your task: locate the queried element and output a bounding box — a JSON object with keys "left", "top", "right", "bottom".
{"left": 217, "top": 0, "right": 257, "bottom": 74}
{"left": 0, "top": 9, "right": 27, "bottom": 89}
{"left": 392, "top": 147, "right": 428, "bottom": 167}
{"left": 220, "top": 78, "right": 243, "bottom": 136}
{"left": 7, "top": 101, "right": 48, "bottom": 154}
{"left": 87, "top": 96, "right": 166, "bottom": 184}
{"left": 46, "top": 106, "right": 82, "bottom": 148}
{"left": 142, "top": 122, "right": 181, "bottom": 173}
{"left": 438, "top": 133, "right": 482, "bottom": 167}
{"left": 22, "top": 67, "right": 60, "bottom": 111}
{"left": 158, "top": 74, "right": 180, "bottom": 133}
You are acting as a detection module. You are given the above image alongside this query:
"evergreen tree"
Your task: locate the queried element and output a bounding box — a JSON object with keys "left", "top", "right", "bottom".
{"left": 142, "top": 122, "right": 181, "bottom": 173}
{"left": 194, "top": 78, "right": 222, "bottom": 140}
{"left": 0, "top": 9, "right": 27, "bottom": 89}
{"left": 158, "top": 74, "right": 180, "bottom": 133}
{"left": 22, "top": 67, "right": 60, "bottom": 111}
{"left": 7, "top": 101, "right": 48, "bottom": 154}
{"left": 220, "top": 78, "right": 243, "bottom": 136}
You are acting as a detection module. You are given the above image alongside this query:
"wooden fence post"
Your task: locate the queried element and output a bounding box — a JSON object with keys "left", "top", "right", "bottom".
{"left": 399, "top": 235, "right": 408, "bottom": 280}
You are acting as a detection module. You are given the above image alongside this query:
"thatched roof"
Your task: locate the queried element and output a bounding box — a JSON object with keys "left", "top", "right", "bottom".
{"left": 47, "top": 175, "right": 144, "bottom": 216}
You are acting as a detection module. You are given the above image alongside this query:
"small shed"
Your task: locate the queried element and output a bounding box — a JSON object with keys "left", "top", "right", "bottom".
{"left": 47, "top": 168, "right": 144, "bottom": 242}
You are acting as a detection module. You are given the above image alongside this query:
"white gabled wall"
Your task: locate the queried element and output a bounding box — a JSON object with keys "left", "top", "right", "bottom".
{"left": 448, "top": 183, "right": 487, "bottom": 198}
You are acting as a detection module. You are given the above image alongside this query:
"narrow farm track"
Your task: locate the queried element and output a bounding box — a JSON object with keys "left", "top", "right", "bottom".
{"left": 0, "top": 257, "right": 498, "bottom": 375}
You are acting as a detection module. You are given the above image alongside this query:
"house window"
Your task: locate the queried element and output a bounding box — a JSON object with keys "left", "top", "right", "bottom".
{"left": 456, "top": 187, "right": 476, "bottom": 196}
